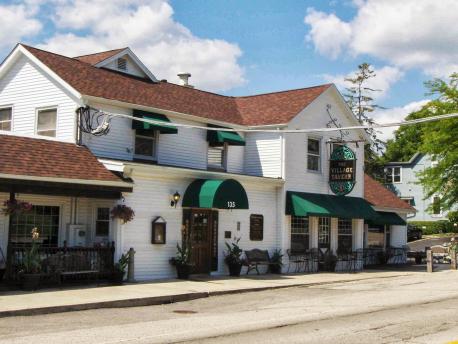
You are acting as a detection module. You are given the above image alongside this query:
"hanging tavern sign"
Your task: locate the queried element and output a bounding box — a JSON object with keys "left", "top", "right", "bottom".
{"left": 329, "top": 145, "right": 356, "bottom": 196}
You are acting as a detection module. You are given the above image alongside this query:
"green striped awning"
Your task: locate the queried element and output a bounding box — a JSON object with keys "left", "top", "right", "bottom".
{"left": 285, "top": 191, "right": 378, "bottom": 220}
{"left": 207, "top": 126, "right": 245, "bottom": 146}
{"left": 366, "top": 212, "right": 406, "bottom": 226}
{"left": 182, "top": 179, "right": 249, "bottom": 209}
{"left": 132, "top": 109, "right": 178, "bottom": 134}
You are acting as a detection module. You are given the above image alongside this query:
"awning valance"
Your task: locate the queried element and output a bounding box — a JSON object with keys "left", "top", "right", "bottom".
{"left": 182, "top": 179, "right": 249, "bottom": 209}
{"left": 207, "top": 126, "right": 245, "bottom": 146}
{"left": 366, "top": 212, "right": 406, "bottom": 226}
{"left": 285, "top": 191, "right": 377, "bottom": 220}
{"left": 132, "top": 109, "right": 178, "bottom": 134}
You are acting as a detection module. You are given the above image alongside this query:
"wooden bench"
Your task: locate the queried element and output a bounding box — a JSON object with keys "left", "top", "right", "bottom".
{"left": 243, "top": 249, "right": 274, "bottom": 275}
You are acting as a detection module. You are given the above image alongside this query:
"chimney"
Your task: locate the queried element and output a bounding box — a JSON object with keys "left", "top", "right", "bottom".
{"left": 177, "top": 72, "right": 193, "bottom": 88}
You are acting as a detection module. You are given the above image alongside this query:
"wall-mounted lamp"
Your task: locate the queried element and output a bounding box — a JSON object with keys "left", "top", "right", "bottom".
{"left": 171, "top": 191, "right": 181, "bottom": 208}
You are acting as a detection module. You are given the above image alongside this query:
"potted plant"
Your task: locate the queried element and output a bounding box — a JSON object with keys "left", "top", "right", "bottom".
{"left": 269, "top": 249, "right": 283, "bottom": 274}
{"left": 224, "top": 238, "right": 243, "bottom": 277}
{"left": 377, "top": 251, "right": 388, "bottom": 265}
{"left": 323, "top": 252, "right": 337, "bottom": 272}
{"left": 110, "top": 204, "right": 135, "bottom": 224}
{"left": 170, "top": 243, "right": 192, "bottom": 279}
{"left": 21, "top": 228, "right": 42, "bottom": 291}
{"left": 112, "top": 253, "right": 130, "bottom": 285}
{"left": 2, "top": 199, "right": 32, "bottom": 216}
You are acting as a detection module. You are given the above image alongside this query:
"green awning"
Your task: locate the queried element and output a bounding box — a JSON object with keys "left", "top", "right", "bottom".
{"left": 285, "top": 191, "right": 378, "bottom": 219}
{"left": 207, "top": 126, "right": 245, "bottom": 146}
{"left": 132, "top": 109, "right": 178, "bottom": 134}
{"left": 182, "top": 179, "right": 249, "bottom": 209}
{"left": 366, "top": 212, "right": 406, "bottom": 226}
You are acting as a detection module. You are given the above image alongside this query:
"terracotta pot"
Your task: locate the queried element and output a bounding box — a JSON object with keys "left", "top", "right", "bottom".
{"left": 22, "top": 273, "right": 41, "bottom": 291}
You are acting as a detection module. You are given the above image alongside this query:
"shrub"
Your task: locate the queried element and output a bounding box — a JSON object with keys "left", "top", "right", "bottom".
{"left": 408, "top": 220, "right": 455, "bottom": 235}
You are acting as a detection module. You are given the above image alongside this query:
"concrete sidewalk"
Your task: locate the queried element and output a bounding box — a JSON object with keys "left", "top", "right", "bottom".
{"left": 0, "top": 270, "right": 415, "bottom": 317}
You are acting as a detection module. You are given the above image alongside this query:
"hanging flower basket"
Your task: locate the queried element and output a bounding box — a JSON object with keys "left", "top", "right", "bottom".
{"left": 111, "top": 205, "right": 135, "bottom": 224}
{"left": 2, "top": 199, "right": 33, "bottom": 216}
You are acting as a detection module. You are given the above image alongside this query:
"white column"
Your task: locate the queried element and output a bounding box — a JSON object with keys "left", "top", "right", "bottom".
{"left": 331, "top": 217, "right": 338, "bottom": 254}
{"left": 353, "top": 219, "right": 364, "bottom": 250}
{"left": 310, "top": 217, "right": 318, "bottom": 249}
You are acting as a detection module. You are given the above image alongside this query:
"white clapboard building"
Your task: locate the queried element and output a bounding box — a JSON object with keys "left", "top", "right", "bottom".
{"left": 0, "top": 44, "right": 415, "bottom": 280}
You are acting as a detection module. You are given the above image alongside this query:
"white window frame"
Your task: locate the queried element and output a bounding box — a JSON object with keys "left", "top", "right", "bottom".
{"left": 0, "top": 105, "right": 13, "bottom": 132}
{"left": 431, "top": 196, "right": 443, "bottom": 217}
{"left": 385, "top": 166, "right": 402, "bottom": 183}
{"left": 207, "top": 143, "right": 227, "bottom": 171}
{"left": 134, "top": 130, "right": 158, "bottom": 161}
{"left": 307, "top": 137, "right": 322, "bottom": 173}
{"left": 35, "top": 106, "right": 58, "bottom": 137}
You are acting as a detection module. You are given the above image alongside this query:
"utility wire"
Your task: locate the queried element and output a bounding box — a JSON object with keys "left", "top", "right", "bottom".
{"left": 87, "top": 107, "right": 458, "bottom": 134}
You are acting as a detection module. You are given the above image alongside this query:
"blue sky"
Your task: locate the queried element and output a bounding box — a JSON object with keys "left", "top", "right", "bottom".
{"left": 0, "top": 0, "right": 456, "bottom": 138}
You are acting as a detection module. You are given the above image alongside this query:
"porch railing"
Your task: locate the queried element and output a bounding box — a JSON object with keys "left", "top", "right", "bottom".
{"left": 5, "top": 241, "right": 115, "bottom": 284}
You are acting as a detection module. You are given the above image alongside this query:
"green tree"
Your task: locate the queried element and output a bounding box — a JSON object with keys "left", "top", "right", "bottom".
{"left": 344, "top": 63, "right": 384, "bottom": 179}
{"left": 384, "top": 73, "right": 458, "bottom": 211}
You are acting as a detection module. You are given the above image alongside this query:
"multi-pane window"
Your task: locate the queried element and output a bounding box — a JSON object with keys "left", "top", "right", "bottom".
{"left": 307, "top": 138, "right": 321, "bottom": 171}
{"left": 37, "top": 108, "right": 57, "bottom": 137}
{"left": 95, "top": 208, "right": 110, "bottom": 237}
{"left": 318, "top": 217, "right": 330, "bottom": 248}
{"left": 385, "top": 166, "right": 401, "bottom": 183}
{"left": 207, "top": 144, "right": 226, "bottom": 170}
{"left": 337, "top": 218, "right": 353, "bottom": 254}
{"left": 250, "top": 214, "right": 264, "bottom": 241}
{"left": 9, "top": 206, "right": 59, "bottom": 247}
{"left": 0, "top": 107, "right": 12, "bottom": 131}
{"left": 291, "top": 216, "right": 309, "bottom": 253}
{"left": 135, "top": 129, "right": 157, "bottom": 159}
{"left": 432, "top": 196, "right": 441, "bottom": 215}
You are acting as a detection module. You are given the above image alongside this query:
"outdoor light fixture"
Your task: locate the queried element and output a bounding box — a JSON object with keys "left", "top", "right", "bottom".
{"left": 170, "top": 191, "right": 181, "bottom": 208}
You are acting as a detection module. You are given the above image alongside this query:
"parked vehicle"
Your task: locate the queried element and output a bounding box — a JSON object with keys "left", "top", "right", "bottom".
{"left": 407, "top": 225, "right": 422, "bottom": 242}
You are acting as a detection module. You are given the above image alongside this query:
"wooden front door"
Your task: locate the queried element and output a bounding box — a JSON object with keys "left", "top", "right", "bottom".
{"left": 185, "top": 209, "right": 218, "bottom": 274}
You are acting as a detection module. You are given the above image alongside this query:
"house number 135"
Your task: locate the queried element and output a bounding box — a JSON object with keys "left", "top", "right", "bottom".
{"left": 227, "top": 201, "right": 236, "bottom": 208}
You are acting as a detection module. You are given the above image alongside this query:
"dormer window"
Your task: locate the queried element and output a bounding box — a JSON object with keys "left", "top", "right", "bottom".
{"left": 117, "top": 58, "right": 127, "bottom": 71}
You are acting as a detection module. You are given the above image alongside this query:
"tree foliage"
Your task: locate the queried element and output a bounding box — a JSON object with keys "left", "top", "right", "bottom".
{"left": 383, "top": 73, "right": 458, "bottom": 211}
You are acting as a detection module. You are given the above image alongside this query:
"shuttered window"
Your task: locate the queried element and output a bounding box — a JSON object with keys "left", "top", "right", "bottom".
{"left": 207, "top": 144, "right": 226, "bottom": 170}
{"left": 0, "top": 107, "right": 12, "bottom": 131}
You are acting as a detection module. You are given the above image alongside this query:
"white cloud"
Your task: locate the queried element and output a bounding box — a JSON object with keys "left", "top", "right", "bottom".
{"left": 0, "top": 4, "right": 42, "bottom": 50}
{"left": 323, "top": 65, "right": 404, "bottom": 100}
{"left": 373, "top": 99, "right": 430, "bottom": 141}
{"left": 38, "top": 0, "right": 245, "bottom": 92}
{"left": 305, "top": 0, "right": 458, "bottom": 77}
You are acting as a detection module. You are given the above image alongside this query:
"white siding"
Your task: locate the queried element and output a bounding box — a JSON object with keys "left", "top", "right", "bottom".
{"left": 102, "top": 55, "right": 148, "bottom": 79}
{"left": 244, "top": 132, "right": 282, "bottom": 178}
{"left": 0, "top": 55, "right": 78, "bottom": 142}
{"left": 226, "top": 145, "right": 245, "bottom": 174}
{"left": 120, "top": 171, "right": 279, "bottom": 280}
{"left": 284, "top": 87, "right": 365, "bottom": 197}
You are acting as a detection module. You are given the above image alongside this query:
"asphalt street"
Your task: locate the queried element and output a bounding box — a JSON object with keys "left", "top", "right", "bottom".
{"left": 1, "top": 269, "right": 458, "bottom": 343}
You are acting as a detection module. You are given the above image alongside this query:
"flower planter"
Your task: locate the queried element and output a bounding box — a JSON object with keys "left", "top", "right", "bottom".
{"left": 111, "top": 270, "right": 125, "bottom": 285}
{"left": 176, "top": 264, "right": 192, "bottom": 279}
{"left": 228, "top": 262, "right": 242, "bottom": 277}
{"left": 21, "top": 273, "right": 41, "bottom": 291}
{"left": 269, "top": 264, "right": 282, "bottom": 274}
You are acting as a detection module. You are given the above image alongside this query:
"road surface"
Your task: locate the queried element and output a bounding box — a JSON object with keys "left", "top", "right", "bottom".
{"left": 1, "top": 270, "right": 458, "bottom": 343}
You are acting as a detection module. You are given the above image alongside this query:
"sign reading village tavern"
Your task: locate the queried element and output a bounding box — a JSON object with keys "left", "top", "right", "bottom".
{"left": 329, "top": 145, "right": 356, "bottom": 196}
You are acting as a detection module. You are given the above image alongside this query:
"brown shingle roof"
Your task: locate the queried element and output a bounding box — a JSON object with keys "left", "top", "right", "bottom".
{"left": 0, "top": 134, "right": 123, "bottom": 183}
{"left": 22, "top": 45, "right": 331, "bottom": 126}
{"left": 74, "top": 48, "right": 127, "bottom": 65}
{"left": 364, "top": 174, "right": 415, "bottom": 211}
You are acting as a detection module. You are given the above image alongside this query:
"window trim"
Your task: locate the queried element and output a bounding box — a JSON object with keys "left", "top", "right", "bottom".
{"left": 307, "top": 137, "right": 322, "bottom": 173}
{"left": 385, "top": 166, "right": 402, "bottom": 184}
{"left": 290, "top": 216, "right": 310, "bottom": 252}
{"left": 0, "top": 105, "right": 13, "bottom": 132}
{"left": 35, "top": 106, "right": 58, "bottom": 137}
{"left": 207, "top": 142, "right": 228, "bottom": 171}
{"left": 134, "top": 130, "right": 158, "bottom": 161}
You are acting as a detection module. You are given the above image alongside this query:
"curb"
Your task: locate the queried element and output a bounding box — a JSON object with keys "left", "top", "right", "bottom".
{"left": 0, "top": 273, "right": 412, "bottom": 318}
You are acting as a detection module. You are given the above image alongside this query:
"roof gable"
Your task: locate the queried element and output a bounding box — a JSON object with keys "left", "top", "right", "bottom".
{"left": 75, "top": 48, "right": 127, "bottom": 65}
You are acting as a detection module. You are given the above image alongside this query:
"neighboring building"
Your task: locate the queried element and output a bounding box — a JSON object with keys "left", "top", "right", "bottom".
{"left": 384, "top": 153, "right": 447, "bottom": 221}
{"left": 0, "top": 44, "right": 414, "bottom": 280}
